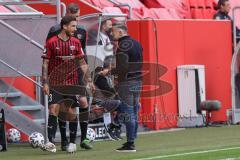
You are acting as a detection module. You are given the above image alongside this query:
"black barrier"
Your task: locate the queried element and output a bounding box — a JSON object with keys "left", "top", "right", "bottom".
{"left": 0, "top": 109, "right": 7, "bottom": 151}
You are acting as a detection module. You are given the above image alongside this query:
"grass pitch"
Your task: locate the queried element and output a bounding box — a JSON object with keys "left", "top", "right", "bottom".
{"left": 2, "top": 125, "right": 240, "bottom": 160}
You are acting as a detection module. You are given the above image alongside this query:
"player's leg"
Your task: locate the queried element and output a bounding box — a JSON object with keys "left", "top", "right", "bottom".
{"left": 78, "top": 96, "right": 92, "bottom": 150}
{"left": 47, "top": 91, "right": 61, "bottom": 143}
{"left": 58, "top": 103, "right": 68, "bottom": 151}
{"left": 67, "top": 106, "right": 78, "bottom": 153}
{"left": 41, "top": 91, "right": 60, "bottom": 153}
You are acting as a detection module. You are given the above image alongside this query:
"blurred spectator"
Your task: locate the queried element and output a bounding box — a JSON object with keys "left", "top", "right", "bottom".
{"left": 214, "top": 0, "right": 240, "bottom": 43}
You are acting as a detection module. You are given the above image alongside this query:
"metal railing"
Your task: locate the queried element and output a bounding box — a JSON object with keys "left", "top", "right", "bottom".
{"left": 0, "top": 0, "right": 64, "bottom": 143}
{"left": 108, "top": 0, "right": 132, "bottom": 19}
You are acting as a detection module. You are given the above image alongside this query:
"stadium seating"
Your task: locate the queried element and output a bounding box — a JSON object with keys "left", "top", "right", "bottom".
{"left": 90, "top": 0, "right": 114, "bottom": 9}
{"left": 140, "top": 0, "right": 191, "bottom": 19}
{"left": 81, "top": 0, "right": 224, "bottom": 20}
{"left": 113, "top": 0, "right": 146, "bottom": 9}
{"left": 121, "top": 7, "right": 143, "bottom": 19}
{"left": 102, "top": 7, "right": 123, "bottom": 14}
{"left": 0, "top": 6, "right": 11, "bottom": 12}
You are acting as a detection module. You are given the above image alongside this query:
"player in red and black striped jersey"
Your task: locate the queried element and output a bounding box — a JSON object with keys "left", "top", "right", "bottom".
{"left": 42, "top": 15, "right": 95, "bottom": 153}
{"left": 44, "top": 3, "right": 94, "bottom": 153}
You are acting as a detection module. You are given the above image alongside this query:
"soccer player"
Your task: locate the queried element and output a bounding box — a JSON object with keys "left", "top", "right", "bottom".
{"left": 46, "top": 3, "right": 93, "bottom": 152}
{"left": 42, "top": 15, "right": 94, "bottom": 153}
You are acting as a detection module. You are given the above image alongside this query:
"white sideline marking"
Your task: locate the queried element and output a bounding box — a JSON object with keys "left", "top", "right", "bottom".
{"left": 133, "top": 146, "right": 240, "bottom": 160}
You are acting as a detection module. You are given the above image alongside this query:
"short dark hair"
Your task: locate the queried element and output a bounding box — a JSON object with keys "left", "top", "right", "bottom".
{"left": 100, "top": 18, "right": 112, "bottom": 30}
{"left": 60, "top": 15, "right": 76, "bottom": 29}
{"left": 217, "top": 0, "right": 229, "bottom": 9}
{"left": 113, "top": 22, "right": 128, "bottom": 32}
{"left": 67, "top": 3, "right": 79, "bottom": 14}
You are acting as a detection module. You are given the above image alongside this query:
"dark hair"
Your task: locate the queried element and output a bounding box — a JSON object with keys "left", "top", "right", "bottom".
{"left": 67, "top": 3, "right": 79, "bottom": 14}
{"left": 60, "top": 15, "right": 76, "bottom": 29}
{"left": 112, "top": 22, "right": 128, "bottom": 32}
{"left": 103, "top": 55, "right": 113, "bottom": 68}
{"left": 217, "top": 0, "right": 229, "bottom": 9}
{"left": 100, "top": 18, "right": 112, "bottom": 30}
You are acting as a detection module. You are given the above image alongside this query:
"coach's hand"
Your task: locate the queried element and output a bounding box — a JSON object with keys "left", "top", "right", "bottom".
{"left": 42, "top": 84, "right": 50, "bottom": 95}
{"left": 87, "top": 82, "right": 96, "bottom": 93}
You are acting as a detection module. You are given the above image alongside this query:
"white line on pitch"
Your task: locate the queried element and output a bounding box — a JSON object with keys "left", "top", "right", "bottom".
{"left": 132, "top": 146, "right": 240, "bottom": 160}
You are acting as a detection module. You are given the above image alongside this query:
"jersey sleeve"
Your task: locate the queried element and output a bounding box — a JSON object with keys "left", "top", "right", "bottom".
{"left": 41, "top": 40, "right": 52, "bottom": 59}
{"left": 75, "top": 42, "right": 85, "bottom": 59}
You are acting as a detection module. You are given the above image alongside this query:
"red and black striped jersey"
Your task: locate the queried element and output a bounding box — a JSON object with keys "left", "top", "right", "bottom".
{"left": 42, "top": 35, "right": 84, "bottom": 86}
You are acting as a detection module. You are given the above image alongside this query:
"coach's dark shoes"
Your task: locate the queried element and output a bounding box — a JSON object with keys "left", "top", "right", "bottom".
{"left": 80, "top": 139, "right": 93, "bottom": 150}
{"left": 116, "top": 142, "right": 136, "bottom": 152}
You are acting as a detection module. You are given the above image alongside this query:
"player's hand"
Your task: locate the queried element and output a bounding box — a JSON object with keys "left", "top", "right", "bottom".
{"left": 42, "top": 84, "right": 50, "bottom": 95}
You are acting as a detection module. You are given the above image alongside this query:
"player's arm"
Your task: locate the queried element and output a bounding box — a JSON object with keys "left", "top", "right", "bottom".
{"left": 41, "top": 41, "right": 52, "bottom": 95}
{"left": 76, "top": 57, "right": 92, "bottom": 83}
{"left": 75, "top": 42, "right": 95, "bottom": 91}
{"left": 42, "top": 59, "right": 49, "bottom": 95}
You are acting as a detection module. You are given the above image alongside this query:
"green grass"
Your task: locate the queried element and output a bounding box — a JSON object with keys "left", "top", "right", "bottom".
{"left": 2, "top": 125, "right": 240, "bottom": 160}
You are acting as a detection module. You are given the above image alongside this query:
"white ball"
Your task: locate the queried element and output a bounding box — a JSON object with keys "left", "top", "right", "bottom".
{"left": 7, "top": 128, "right": 21, "bottom": 143}
{"left": 86, "top": 128, "right": 96, "bottom": 142}
{"left": 28, "top": 132, "right": 44, "bottom": 148}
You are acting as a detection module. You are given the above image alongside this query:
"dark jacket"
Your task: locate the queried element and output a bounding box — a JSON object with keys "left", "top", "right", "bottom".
{"left": 112, "top": 35, "right": 143, "bottom": 82}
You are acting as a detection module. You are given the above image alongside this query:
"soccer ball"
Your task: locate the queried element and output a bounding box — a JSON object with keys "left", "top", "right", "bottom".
{"left": 28, "top": 132, "right": 44, "bottom": 148}
{"left": 86, "top": 128, "right": 96, "bottom": 142}
{"left": 7, "top": 128, "right": 21, "bottom": 143}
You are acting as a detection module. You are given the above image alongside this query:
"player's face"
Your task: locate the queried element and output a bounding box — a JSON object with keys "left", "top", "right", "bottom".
{"left": 105, "top": 20, "right": 112, "bottom": 33}
{"left": 64, "top": 21, "right": 77, "bottom": 36}
{"left": 222, "top": 1, "right": 231, "bottom": 13}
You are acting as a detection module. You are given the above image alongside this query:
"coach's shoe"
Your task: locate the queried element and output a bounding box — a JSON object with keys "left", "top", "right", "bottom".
{"left": 67, "top": 143, "right": 77, "bottom": 153}
{"left": 116, "top": 142, "right": 136, "bottom": 152}
{"left": 114, "top": 127, "right": 123, "bottom": 140}
{"left": 61, "top": 140, "right": 68, "bottom": 151}
{"left": 40, "top": 142, "right": 57, "bottom": 153}
{"left": 80, "top": 139, "right": 93, "bottom": 150}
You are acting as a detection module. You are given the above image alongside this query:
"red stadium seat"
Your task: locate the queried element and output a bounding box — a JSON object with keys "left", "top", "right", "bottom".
{"left": 114, "top": 0, "right": 146, "bottom": 9}
{"left": 202, "top": 9, "right": 215, "bottom": 19}
{"left": 191, "top": 8, "right": 204, "bottom": 19}
{"left": 197, "top": 0, "right": 206, "bottom": 8}
{"left": 102, "top": 7, "right": 123, "bottom": 14}
{"left": 90, "top": 0, "right": 114, "bottom": 9}
{"left": 140, "top": 0, "right": 163, "bottom": 8}
{"left": 168, "top": 9, "right": 181, "bottom": 19}
{"left": 140, "top": 8, "right": 159, "bottom": 19}
{"left": 205, "top": 0, "right": 214, "bottom": 8}
{"left": 141, "top": 0, "right": 190, "bottom": 19}
{"left": 189, "top": 0, "right": 198, "bottom": 8}
{"left": 121, "top": 8, "right": 143, "bottom": 19}
{"left": 0, "top": 5, "right": 11, "bottom": 12}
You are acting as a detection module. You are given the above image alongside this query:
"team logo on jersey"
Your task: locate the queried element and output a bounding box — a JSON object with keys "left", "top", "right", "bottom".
{"left": 70, "top": 45, "right": 75, "bottom": 51}
{"left": 77, "top": 34, "right": 82, "bottom": 40}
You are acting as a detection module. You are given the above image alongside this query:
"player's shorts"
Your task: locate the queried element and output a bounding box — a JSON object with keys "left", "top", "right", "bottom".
{"left": 48, "top": 89, "right": 79, "bottom": 108}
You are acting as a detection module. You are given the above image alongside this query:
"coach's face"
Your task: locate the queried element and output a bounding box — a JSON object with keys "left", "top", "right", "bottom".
{"left": 64, "top": 21, "right": 77, "bottom": 36}
{"left": 112, "top": 26, "right": 121, "bottom": 40}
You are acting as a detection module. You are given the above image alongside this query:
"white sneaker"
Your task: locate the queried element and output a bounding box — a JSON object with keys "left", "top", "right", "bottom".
{"left": 40, "top": 142, "right": 57, "bottom": 153}
{"left": 67, "top": 143, "right": 77, "bottom": 153}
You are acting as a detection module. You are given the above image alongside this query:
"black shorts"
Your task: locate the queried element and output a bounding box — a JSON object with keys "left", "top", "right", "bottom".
{"left": 48, "top": 89, "right": 79, "bottom": 108}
